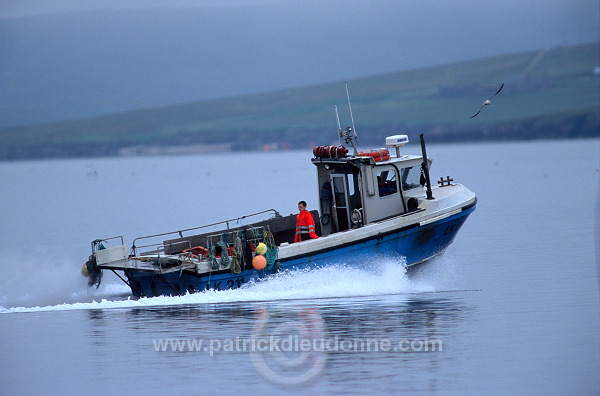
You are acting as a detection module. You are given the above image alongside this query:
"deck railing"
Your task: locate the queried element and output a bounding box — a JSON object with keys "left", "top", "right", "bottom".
{"left": 130, "top": 209, "right": 281, "bottom": 256}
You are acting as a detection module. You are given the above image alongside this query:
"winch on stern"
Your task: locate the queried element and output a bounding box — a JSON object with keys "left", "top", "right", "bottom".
{"left": 81, "top": 237, "right": 129, "bottom": 289}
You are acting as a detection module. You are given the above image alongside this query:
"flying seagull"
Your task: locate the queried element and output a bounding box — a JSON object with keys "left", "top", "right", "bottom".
{"left": 470, "top": 83, "right": 504, "bottom": 118}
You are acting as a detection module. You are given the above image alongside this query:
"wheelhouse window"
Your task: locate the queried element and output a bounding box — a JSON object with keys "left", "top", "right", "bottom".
{"left": 401, "top": 166, "right": 422, "bottom": 191}
{"left": 377, "top": 169, "right": 398, "bottom": 197}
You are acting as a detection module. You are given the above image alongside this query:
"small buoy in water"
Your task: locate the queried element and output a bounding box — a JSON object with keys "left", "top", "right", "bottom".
{"left": 81, "top": 262, "right": 89, "bottom": 277}
{"left": 252, "top": 255, "right": 267, "bottom": 270}
{"left": 256, "top": 242, "right": 267, "bottom": 255}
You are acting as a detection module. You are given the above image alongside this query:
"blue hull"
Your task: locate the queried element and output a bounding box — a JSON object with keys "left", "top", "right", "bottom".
{"left": 125, "top": 204, "right": 475, "bottom": 297}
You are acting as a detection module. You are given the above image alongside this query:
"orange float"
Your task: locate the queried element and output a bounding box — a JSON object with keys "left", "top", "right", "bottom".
{"left": 252, "top": 255, "right": 267, "bottom": 270}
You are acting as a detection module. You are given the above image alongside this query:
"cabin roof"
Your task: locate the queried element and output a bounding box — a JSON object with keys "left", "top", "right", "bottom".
{"left": 311, "top": 154, "right": 423, "bottom": 167}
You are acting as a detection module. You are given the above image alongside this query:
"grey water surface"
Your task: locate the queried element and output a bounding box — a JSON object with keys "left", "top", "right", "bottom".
{"left": 1, "top": 139, "right": 598, "bottom": 395}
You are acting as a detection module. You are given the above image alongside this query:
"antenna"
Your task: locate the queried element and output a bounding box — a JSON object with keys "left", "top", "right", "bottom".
{"left": 343, "top": 82, "right": 359, "bottom": 156}
{"left": 334, "top": 105, "right": 342, "bottom": 142}
{"left": 345, "top": 82, "right": 357, "bottom": 141}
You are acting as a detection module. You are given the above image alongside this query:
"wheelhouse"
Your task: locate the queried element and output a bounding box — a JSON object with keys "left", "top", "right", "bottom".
{"left": 312, "top": 135, "right": 431, "bottom": 236}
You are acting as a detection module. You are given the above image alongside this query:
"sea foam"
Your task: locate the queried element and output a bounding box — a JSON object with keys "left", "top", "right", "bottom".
{"left": 1, "top": 257, "right": 442, "bottom": 314}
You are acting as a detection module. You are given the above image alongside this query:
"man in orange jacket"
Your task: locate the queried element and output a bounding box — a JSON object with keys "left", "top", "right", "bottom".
{"left": 294, "top": 201, "right": 319, "bottom": 242}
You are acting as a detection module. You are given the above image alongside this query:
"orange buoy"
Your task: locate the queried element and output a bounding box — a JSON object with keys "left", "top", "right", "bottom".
{"left": 252, "top": 255, "right": 267, "bottom": 270}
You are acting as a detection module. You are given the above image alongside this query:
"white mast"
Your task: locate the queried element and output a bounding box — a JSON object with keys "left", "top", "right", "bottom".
{"left": 345, "top": 82, "right": 358, "bottom": 155}
{"left": 334, "top": 105, "right": 342, "bottom": 145}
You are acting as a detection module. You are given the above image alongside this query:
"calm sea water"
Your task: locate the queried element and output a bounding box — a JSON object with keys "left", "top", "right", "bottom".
{"left": 1, "top": 139, "right": 598, "bottom": 395}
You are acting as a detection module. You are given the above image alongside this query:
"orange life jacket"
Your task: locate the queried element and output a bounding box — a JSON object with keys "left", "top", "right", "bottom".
{"left": 294, "top": 210, "right": 319, "bottom": 242}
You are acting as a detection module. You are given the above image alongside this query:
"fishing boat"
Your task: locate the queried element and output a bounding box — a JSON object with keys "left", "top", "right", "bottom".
{"left": 82, "top": 97, "right": 476, "bottom": 298}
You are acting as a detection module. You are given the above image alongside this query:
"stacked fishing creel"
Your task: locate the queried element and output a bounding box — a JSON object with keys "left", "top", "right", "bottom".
{"left": 312, "top": 145, "right": 348, "bottom": 159}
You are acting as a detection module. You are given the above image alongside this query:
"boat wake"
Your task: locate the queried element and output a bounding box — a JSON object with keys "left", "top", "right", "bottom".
{"left": 0, "top": 255, "right": 458, "bottom": 314}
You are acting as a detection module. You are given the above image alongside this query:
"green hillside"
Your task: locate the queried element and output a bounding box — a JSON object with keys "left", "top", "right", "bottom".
{"left": 1, "top": 42, "right": 598, "bottom": 160}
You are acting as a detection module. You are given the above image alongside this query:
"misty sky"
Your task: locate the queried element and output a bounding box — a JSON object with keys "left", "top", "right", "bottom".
{"left": 1, "top": 0, "right": 598, "bottom": 127}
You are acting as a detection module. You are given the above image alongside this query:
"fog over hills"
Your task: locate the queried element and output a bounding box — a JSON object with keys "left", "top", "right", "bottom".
{"left": 1, "top": 40, "right": 597, "bottom": 161}
{"left": 1, "top": 0, "right": 598, "bottom": 128}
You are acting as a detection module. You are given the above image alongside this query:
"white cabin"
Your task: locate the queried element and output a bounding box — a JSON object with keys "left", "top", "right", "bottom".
{"left": 312, "top": 135, "right": 431, "bottom": 236}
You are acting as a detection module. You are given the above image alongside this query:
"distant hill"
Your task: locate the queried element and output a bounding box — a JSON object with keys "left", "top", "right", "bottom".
{"left": 1, "top": 42, "right": 598, "bottom": 160}
{"left": 3, "top": 4, "right": 597, "bottom": 130}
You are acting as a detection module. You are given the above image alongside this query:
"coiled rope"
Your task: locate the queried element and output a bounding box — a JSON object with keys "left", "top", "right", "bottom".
{"left": 249, "top": 227, "right": 263, "bottom": 243}
{"left": 206, "top": 233, "right": 233, "bottom": 270}
{"left": 218, "top": 233, "right": 230, "bottom": 269}
{"left": 230, "top": 234, "right": 243, "bottom": 274}
{"left": 206, "top": 238, "right": 228, "bottom": 270}
{"left": 206, "top": 237, "right": 218, "bottom": 270}
{"left": 263, "top": 230, "right": 281, "bottom": 272}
